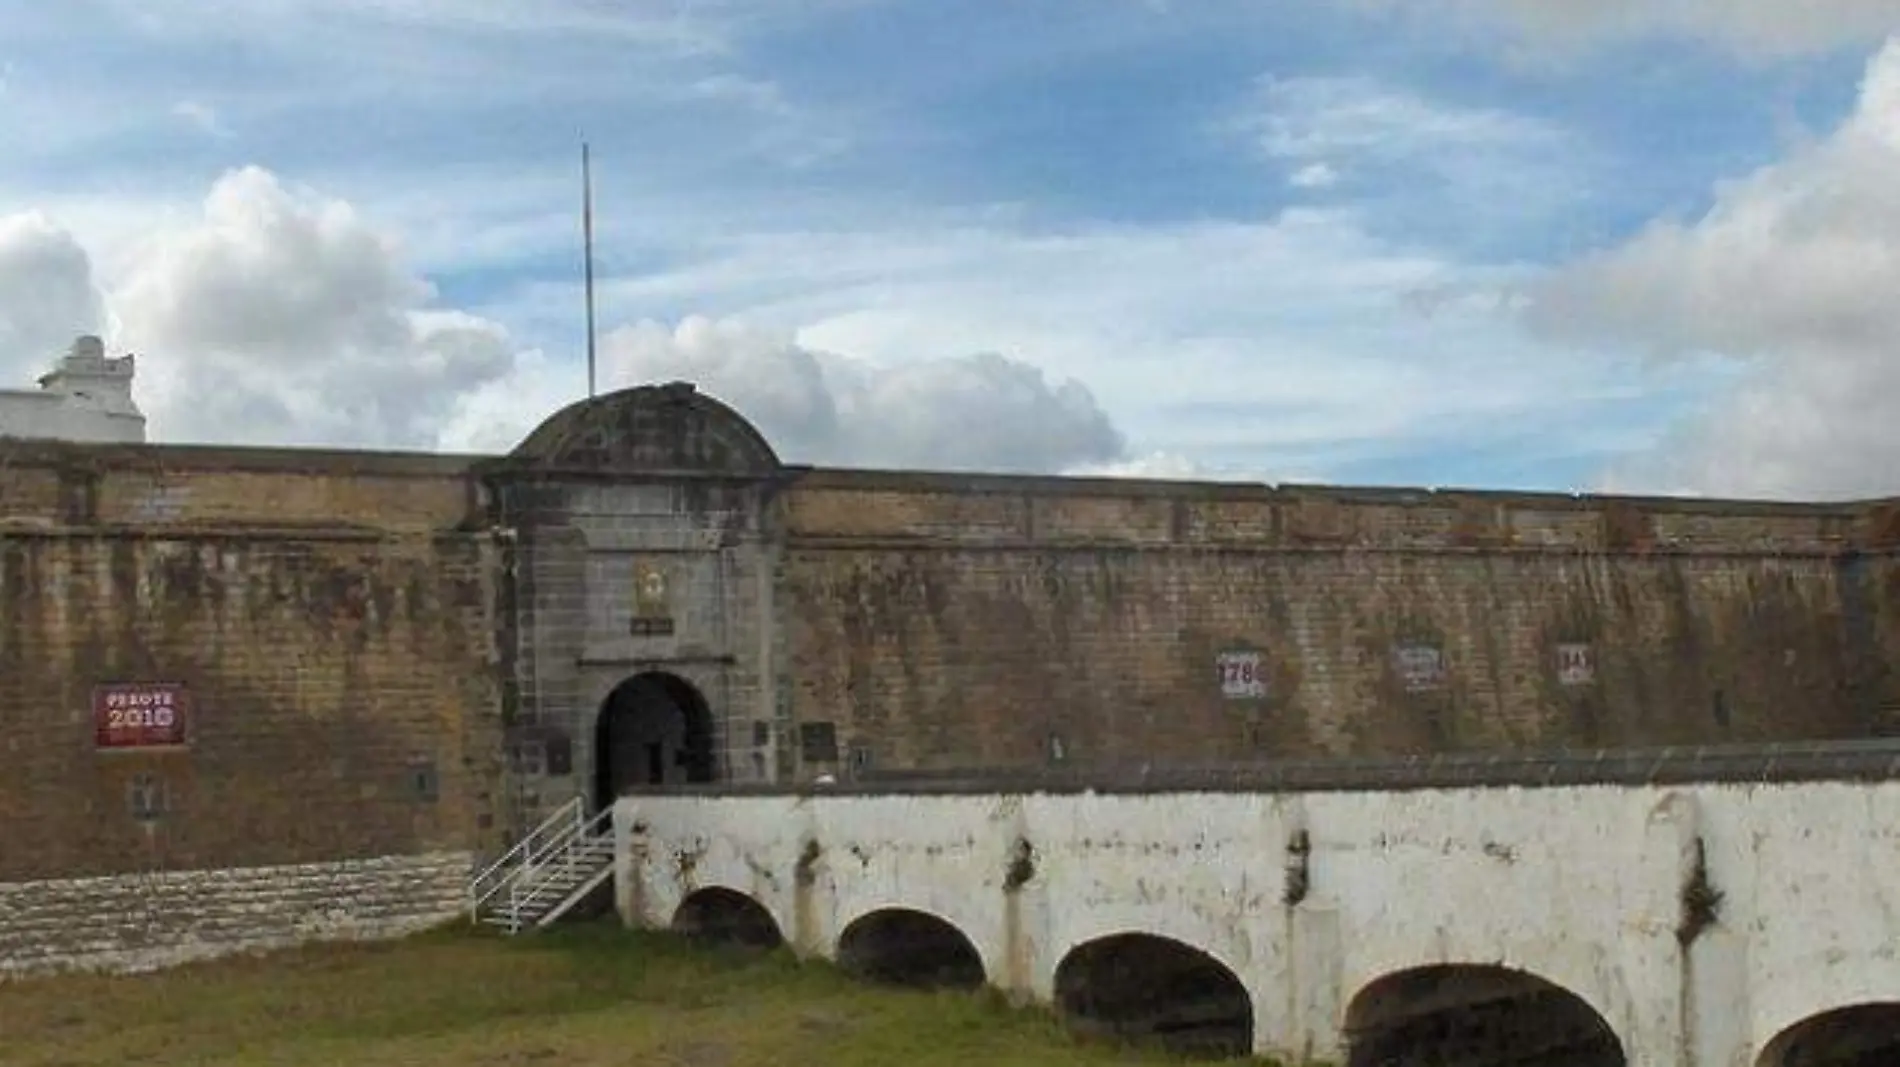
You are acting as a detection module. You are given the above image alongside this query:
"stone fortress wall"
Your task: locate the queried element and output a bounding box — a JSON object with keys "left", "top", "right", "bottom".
{"left": 0, "top": 441, "right": 500, "bottom": 974}
{"left": 780, "top": 470, "right": 1900, "bottom": 778}
{"left": 2, "top": 381, "right": 1897, "bottom": 975}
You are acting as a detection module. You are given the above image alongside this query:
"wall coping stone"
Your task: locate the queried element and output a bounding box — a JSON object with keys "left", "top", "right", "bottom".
{"left": 619, "top": 740, "right": 1900, "bottom": 798}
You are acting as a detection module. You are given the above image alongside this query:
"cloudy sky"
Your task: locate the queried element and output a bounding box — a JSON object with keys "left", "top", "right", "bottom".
{"left": 4, "top": 2, "right": 1900, "bottom": 499}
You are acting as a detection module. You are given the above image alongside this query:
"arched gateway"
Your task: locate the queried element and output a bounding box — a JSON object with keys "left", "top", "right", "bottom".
{"left": 594, "top": 671, "right": 715, "bottom": 808}
{"left": 479, "top": 381, "right": 786, "bottom": 834}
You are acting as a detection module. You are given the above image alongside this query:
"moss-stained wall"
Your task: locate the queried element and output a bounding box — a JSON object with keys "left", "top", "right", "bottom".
{"left": 778, "top": 471, "right": 1882, "bottom": 775}
{"left": 5, "top": 430, "right": 1898, "bottom": 857}
{"left": 0, "top": 443, "right": 502, "bottom": 885}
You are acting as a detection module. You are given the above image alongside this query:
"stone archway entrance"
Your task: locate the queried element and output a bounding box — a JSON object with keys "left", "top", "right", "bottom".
{"left": 594, "top": 672, "right": 715, "bottom": 810}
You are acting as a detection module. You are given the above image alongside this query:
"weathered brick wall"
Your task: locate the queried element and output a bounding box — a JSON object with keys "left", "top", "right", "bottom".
{"left": 1839, "top": 503, "right": 1900, "bottom": 735}
{"left": 0, "top": 528, "right": 502, "bottom": 882}
{"left": 8, "top": 425, "right": 1900, "bottom": 974}
{"left": 778, "top": 472, "right": 1882, "bottom": 775}
{"left": 0, "top": 439, "right": 478, "bottom": 531}
{"left": 0, "top": 441, "right": 502, "bottom": 974}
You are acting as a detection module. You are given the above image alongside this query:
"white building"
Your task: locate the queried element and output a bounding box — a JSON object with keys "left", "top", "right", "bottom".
{"left": 0, "top": 335, "right": 147, "bottom": 443}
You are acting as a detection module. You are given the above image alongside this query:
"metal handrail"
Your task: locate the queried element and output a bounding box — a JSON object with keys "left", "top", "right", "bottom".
{"left": 493, "top": 806, "right": 617, "bottom": 932}
{"left": 473, "top": 801, "right": 616, "bottom": 927}
{"left": 468, "top": 797, "right": 588, "bottom": 916}
{"left": 512, "top": 806, "right": 613, "bottom": 889}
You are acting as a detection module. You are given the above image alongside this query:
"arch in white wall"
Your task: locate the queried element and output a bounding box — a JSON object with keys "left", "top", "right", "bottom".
{"left": 671, "top": 886, "right": 784, "bottom": 950}
{"left": 835, "top": 907, "right": 986, "bottom": 990}
{"left": 1756, "top": 1002, "right": 1900, "bottom": 1067}
{"left": 1344, "top": 963, "right": 1625, "bottom": 1067}
{"left": 1053, "top": 931, "right": 1254, "bottom": 1060}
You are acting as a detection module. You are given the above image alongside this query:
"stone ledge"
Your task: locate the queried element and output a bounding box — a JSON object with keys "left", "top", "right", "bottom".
{"left": 628, "top": 740, "right": 1900, "bottom": 798}
{"left": 0, "top": 851, "right": 473, "bottom": 981}
{"left": 781, "top": 535, "right": 1855, "bottom": 558}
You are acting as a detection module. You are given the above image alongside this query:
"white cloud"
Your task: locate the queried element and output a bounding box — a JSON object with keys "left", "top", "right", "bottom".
{"left": 676, "top": 74, "right": 852, "bottom": 168}
{"left": 0, "top": 213, "right": 104, "bottom": 380}
{"left": 1246, "top": 74, "right": 1560, "bottom": 161}
{"left": 0, "top": 152, "right": 1668, "bottom": 487}
{"left": 1232, "top": 74, "right": 1587, "bottom": 229}
{"left": 1355, "top": 0, "right": 1900, "bottom": 59}
{"left": 0, "top": 1, "right": 859, "bottom": 188}
{"left": 516, "top": 208, "right": 1649, "bottom": 482}
{"left": 1527, "top": 38, "right": 1900, "bottom": 499}
{"left": 89, "top": 0, "right": 735, "bottom": 56}
{"left": 99, "top": 166, "right": 522, "bottom": 448}
{"left": 1068, "top": 451, "right": 1217, "bottom": 481}
{"left": 1289, "top": 162, "right": 1340, "bottom": 189}
{"left": 0, "top": 168, "right": 1162, "bottom": 475}
{"left": 171, "top": 100, "right": 232, "bottom": 139}
{"left": 435, "top": 346, "right": 586, "bottom": 455}
{"left": 600, "top": 315, "right": 1127, "bottom": 473}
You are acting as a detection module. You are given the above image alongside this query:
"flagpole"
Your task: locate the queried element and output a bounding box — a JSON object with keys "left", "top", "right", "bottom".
{"left": 582, "top": 140, "right": 598, "bottom": 399}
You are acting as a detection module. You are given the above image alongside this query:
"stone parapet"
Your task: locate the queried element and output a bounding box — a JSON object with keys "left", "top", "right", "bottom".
{"left": 0, "top": 850, "right": 472, "bottom": 979}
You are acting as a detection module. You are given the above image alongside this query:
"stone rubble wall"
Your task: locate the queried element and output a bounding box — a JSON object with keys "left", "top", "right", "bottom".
{"left": 0, "top": 850, "right": 471, "bottom": 980}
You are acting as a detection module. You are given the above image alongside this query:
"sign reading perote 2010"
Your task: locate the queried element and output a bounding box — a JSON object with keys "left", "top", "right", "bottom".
{"left": 93, "top": 682, "right": 191, "bottom": 749}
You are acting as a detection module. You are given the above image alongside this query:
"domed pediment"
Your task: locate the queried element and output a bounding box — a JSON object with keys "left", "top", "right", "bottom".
{"left": 507, "top": 381, "right": 780, "bottom": 477}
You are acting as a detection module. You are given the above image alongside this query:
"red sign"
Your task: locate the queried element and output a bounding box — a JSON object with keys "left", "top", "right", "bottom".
{"left": 94, "top": 683, "right": 190, "bottom": 749}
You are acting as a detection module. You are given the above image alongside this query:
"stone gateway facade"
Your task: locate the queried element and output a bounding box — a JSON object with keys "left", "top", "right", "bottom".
{"left": 2, "top": 381, "right": 1899, "bottom": 974}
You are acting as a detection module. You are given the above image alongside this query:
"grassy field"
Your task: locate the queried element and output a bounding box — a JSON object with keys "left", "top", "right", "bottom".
{"left": 0, "top": 922, "right": 1266, "bottom": 1066}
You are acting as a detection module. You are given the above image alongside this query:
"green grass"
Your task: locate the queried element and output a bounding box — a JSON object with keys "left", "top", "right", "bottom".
{"left": 0, "top": 921, "right": 1272, "bottom": 1066}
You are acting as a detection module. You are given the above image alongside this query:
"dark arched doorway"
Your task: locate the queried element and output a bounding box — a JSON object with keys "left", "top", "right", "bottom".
{"left": 1053, "top": 933, "right": 1253, "bottom": 1059}
{"left": 835, "top": 909, "right": 987, "bottom": 990}
{"left": 1759, "top": 1003, "right": 1900, "bottom": 1067}
{"left": 672, "top": 888, "right": 784, "bottom": 951}
{"left": 594, "top": 671, "right": 715, "bottom": 810}
{"left": 1345, "top": 964, "right": 1624, "bottom": 1067}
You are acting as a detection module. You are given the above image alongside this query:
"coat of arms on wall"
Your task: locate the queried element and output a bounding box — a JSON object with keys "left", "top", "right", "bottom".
{"left": 630, "top": 562, "right": 675, "bottom": 637}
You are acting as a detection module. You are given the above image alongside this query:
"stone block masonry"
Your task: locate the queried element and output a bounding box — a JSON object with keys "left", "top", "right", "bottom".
{"left": 0, "top": 527, "right": 502, "bottom": 884}
{"left": 0, "top": 851, "right": 471, "bottom": 979}
{"left": 10, "top": 382, "right": 1900, "bottom": 983}
{"left": 0, "top": 440, "right": 504, "bottom": 978}
{"left": 777, "top": 471, "right": 1898, "bottom": 777}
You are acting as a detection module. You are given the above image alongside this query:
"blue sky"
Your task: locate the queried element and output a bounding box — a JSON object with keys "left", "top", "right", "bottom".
{"left": 3, "top": 2, "right": 1899, "bottom": 498}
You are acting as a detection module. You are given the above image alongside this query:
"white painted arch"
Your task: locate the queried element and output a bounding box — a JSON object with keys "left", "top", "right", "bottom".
{"left": 615, "top": 781, "right": 1900, "bottom": 1065}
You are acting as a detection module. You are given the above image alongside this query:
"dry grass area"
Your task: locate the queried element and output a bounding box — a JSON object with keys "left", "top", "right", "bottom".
{"left": 0, "top": 922, "right": 1266, "bottom": 1066}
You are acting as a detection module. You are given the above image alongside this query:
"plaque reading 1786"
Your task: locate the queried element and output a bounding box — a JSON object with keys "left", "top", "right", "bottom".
{"left": 1216, "top": 648, "right": 1267, "bottom": 700}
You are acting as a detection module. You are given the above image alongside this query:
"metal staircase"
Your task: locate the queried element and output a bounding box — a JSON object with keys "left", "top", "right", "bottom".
{"left": 468, "top": 797, "right": 615, "bottom": 934}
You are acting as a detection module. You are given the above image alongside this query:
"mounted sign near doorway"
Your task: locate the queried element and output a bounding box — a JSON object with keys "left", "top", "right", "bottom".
{"left": 630, "top": 561, "right": 675, "bottom": 637}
